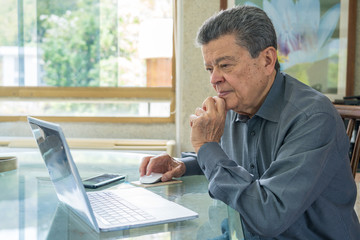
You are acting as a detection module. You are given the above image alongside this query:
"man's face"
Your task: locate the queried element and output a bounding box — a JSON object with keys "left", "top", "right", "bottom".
{"left": 201, "top": 34, "right": 275, "bottom": 116}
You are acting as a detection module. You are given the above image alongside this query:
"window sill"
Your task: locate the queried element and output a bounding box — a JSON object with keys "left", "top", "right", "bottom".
{"left": 0, "top": 116, "right": 174, "bottom": 123}
{"left": 0, "top": 137, "right": 175, "bottom": 156}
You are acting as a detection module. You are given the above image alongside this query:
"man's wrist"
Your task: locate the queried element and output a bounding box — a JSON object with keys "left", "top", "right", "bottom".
{"left": 194, "top": 147, "right": 200, "bottom": 153}
{"left": 192, "top": 143, "right": 204, "bottom": 153}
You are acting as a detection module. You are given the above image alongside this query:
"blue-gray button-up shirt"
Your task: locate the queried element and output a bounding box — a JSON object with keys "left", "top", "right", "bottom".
{"left": 183, "top": 72, "right": 360, "bottom": 239}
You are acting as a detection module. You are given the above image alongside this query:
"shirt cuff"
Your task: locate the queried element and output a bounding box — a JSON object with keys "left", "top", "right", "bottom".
{"left": 197, "top": 142, "right": 229, "bottom": 179}
{"left": 182, "top": 156, "right": 203, "bottom": 176}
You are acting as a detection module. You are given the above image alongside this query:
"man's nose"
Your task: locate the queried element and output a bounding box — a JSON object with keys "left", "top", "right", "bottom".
{"left": 210, "top": 68, "right": 224, "bottom": 85}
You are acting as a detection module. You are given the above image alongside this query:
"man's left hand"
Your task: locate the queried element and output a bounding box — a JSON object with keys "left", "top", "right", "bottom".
{"left": 189, "top": 96, "right": 227, "bottom": 153}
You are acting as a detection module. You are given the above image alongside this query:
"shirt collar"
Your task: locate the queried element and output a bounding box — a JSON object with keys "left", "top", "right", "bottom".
{"left": 232, "top": 71, "right": 284, "bottom": 123}
{"left": 255, "top": 71, "right": 284, "bottom": 122}
{"left": 235, "top": 114, "right": 250, "bottom": 123}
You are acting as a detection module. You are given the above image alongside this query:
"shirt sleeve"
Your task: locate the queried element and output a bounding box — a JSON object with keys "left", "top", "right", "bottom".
{"left": 197, "top": 112, "right": 349, "bottom": 237}
{"left": 180, "top": 152, "right": 204, "bottom": 176}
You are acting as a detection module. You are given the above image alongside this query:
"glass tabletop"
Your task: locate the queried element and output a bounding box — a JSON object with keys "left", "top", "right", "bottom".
{"left": 0, "top": 149, "right": 243, "bottom": 240}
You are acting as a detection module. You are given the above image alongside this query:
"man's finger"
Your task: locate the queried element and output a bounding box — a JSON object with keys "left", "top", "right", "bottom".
{"left": 189, "top": 114, "right": 198, "bottom": 127}
{"left": 195, "top": 107, "right": 205, "bottom": 116}
{"left": 162, "top": 166, "right": 180, "bottom": 181}
{"left": 202, "top": 97, "right": 216, "bottom": 114}
{"left": 139, "top": 156, "right": 151, "bottom": 176}
{"left": 213, "top": 96, "right": 226, "bottom": 113}
{"left": 161, "top": 171, "right": 173, "bottom": 182}
{"left": 145, "top": 157, "right": 156, "bottom": 175}
{"left": 171, "top": 164, "right": 184, "bottom": 178}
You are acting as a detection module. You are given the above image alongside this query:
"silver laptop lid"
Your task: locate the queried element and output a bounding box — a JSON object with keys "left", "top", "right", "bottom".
{"left": 28, "top": 116, "right": 99, "bottom": 232}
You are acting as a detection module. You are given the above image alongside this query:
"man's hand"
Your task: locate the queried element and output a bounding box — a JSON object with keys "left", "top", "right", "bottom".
{"left": 189, "top": 96, "right": 226, "bottom": 153}
{"left": 139, "top": 153, "right": 186, "bottom": 182}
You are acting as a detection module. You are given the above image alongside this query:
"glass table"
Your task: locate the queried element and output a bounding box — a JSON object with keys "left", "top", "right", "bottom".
{"left": 0, "top": 148, "right": 244, "bottom": 240}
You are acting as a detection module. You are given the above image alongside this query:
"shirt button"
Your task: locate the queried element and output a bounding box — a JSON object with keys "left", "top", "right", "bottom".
{"left": 250, "top": 131, "right": 255, "bottom": 136}
{"left": 250, "top": 164, "right": 255, "bottom": 169}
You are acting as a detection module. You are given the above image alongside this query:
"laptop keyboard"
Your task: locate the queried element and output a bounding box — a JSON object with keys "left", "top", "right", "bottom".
{"left": 88, "top": 191, "right": 155, "bottom": 225}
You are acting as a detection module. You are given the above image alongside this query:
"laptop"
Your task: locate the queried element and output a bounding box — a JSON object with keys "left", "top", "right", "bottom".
{"left": 28, "top": 116, "right": 198, "bottom": 233}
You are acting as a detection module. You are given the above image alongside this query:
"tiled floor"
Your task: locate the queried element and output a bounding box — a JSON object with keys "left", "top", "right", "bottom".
{"left": 355, "top": 173, "right": 360, "bottom": 220}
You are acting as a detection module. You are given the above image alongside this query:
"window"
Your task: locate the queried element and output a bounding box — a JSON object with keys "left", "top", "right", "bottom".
{"left": 0, "top": 0, "right": 175, "bottom": 123}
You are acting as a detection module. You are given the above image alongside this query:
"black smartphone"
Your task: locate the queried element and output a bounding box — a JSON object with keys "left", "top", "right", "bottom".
{"left": 83, "top": 173, "right": 125, "bottom": 189}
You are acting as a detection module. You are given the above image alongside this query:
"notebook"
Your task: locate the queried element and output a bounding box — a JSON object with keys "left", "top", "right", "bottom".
{"left": 28, "top": 116, "right": 198, "bottom": 233}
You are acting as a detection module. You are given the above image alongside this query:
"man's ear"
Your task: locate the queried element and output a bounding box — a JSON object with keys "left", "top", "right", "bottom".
{"left": 262, "top": 46, "right": 277, "bottom": 75}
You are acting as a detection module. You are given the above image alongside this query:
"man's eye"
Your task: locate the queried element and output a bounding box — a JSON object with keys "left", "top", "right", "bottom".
{"left": 206, "top": 68, "right": 213, "bottom": 73}
{"left": 220, "top": 64, "right": 229, "bottom": 68}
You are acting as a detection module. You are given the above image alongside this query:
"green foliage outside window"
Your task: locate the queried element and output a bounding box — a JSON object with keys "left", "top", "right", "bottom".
{"left": 38, "top": 0, "right": 101, "bottom": 87}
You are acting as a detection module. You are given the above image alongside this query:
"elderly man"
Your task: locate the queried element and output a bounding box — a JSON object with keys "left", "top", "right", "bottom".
{"left": 139, "top": 5, "right": 360, "bottom": 239}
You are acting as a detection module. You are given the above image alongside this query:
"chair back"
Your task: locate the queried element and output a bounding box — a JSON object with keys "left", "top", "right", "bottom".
{"left": 334, "top": 104, "right": 360, "bottom": 178}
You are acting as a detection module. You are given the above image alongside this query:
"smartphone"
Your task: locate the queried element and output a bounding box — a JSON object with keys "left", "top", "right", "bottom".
{"left": 83, "top": 173, "right": 125, "bottom": 189}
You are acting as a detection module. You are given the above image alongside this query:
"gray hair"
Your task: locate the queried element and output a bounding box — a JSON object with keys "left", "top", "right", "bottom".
{"left": 196, "top": 5, "right": 280, "bottom": 71}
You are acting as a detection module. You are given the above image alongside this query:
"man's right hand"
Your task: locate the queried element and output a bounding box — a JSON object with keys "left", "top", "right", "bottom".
{"left": 139, "top": 153, "right": 186, "bottom": 182}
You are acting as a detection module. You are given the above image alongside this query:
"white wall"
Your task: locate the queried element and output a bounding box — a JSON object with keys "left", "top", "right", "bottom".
{"left": 175, "top": 0, "right": 219, "bottom": 154}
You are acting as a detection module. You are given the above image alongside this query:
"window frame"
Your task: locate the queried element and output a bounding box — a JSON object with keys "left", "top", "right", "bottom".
{"left": 0, "top": 86, "right": 175, "bottom": 123}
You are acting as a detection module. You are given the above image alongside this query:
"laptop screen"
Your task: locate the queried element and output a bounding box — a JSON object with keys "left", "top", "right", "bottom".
{"left": 28, "top": 117, "right": 98, "bottom": 231}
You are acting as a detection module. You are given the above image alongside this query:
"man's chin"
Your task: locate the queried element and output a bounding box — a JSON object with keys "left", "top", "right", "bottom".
{"left": 220, "top": 99, "right": 232, "bottom": 112}
{"left": 224, "top": 104, "right": 232, "bottom": 112}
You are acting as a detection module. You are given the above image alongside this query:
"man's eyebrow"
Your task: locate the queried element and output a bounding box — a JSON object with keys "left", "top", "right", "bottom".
{"left": 205, "top": 56, "right": 237, "bottom": 66}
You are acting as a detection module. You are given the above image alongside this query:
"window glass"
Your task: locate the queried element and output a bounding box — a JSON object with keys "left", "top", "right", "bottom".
{"left": 1, "top": 0, "right": 173, "bottom": 88}
{"left": 0, "top": 0, "right": 174, "bottom": 119}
